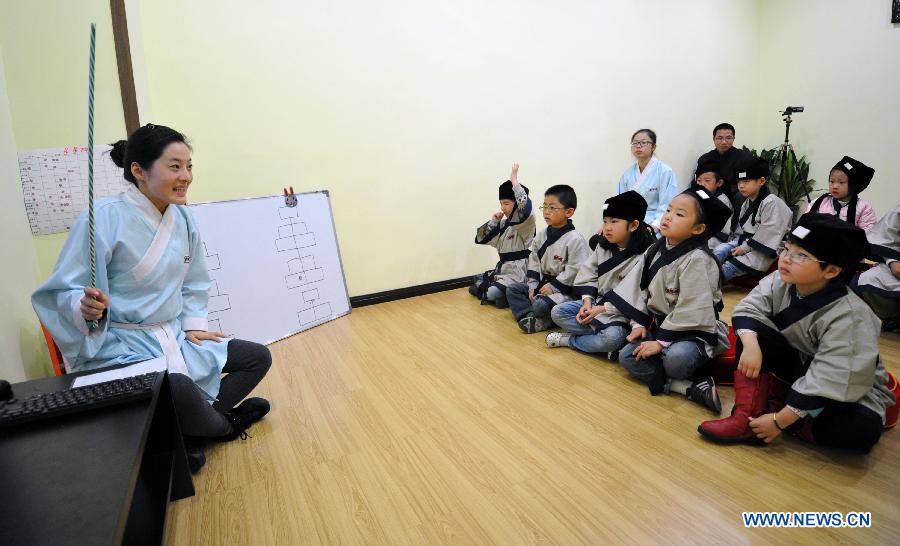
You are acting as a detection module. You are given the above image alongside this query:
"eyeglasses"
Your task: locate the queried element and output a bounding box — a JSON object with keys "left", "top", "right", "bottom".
{"left": 539, "top": 205, "right": 566, "bottom": 212}
{"left": 777, "top": 245, "right": 826, "bottom": 265}
{"left": 631, "top": 141, "right": 653, "bottom": 148}
{"left": 714, "top": 136, "right": 735, "bottom": 142}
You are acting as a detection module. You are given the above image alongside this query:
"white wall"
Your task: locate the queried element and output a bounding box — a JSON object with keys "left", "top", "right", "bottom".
{"left": 135, "top": 0, "right": 760, "bottom": 295}
{"left": 0, "top": 49, "right": 44, "bottom": 380}
{"left": 756, "top": 0, "right": 900, "bottom": 215}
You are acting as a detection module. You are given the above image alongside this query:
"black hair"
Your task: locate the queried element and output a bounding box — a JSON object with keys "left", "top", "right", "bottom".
{"left": 695, "top": 166, "right": 724, "bottom": 182}
{"left": 109, "top": 123, "right": 191, "bottom": 186}
{"left": 713, "top": 123, "right": 735, "bottom": 137}
{"left": 683, "top": 193, "right": 709, "bottom": 235}
{"left": 630, "top": 128, "right": 657, "bottom": 145}
{"left": 595, "top": 219, "right": 656, "bottom": 256}
{"left": 545, "top": 184, "right": 577, "bottom": 210}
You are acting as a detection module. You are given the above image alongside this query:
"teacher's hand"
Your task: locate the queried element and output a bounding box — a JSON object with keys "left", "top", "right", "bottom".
{"left": 186, "top": 330, "right": 226, "bottom": 345}
{"left": 81, "top": 287, "right": 109, "bottom": 321}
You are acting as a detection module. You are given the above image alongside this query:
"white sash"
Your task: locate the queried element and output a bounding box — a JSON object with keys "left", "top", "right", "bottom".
{"left": 629, "top": 157, "right": 658, "bottom": 193}
{"left": 110, "top": 320, "right": 190, "bottom": 377}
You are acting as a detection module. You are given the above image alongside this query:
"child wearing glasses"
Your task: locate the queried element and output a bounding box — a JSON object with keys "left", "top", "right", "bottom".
{"left": 699, "top": 214, "right": 894, "bottom": 452}
{"left": 713, "top": 157, "right": 793, "bottom": 282}
{"left": 546, "top": 191, "right": 655, "bottom": 355}
{"left": 471, "top": 164, "right": 536, "bottom": 308}
{"left": 608, "top": 189, "right": 733, "bottom": 411}
{"left": 506, "top": 185, "right": 589, "bottom": 333}
{"left": 690, "top": 160, "right": 733, "bottom": 250}
{"left": 806, "top": 156, "right": 877, "bottom": 231}
{"left": 853, "top": 203, "right": 900, "bottom": 328}
{"left": 616, "top": 129, "right": 678, "bottom": 232}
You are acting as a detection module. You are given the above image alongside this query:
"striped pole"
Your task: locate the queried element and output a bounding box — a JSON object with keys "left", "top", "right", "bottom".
{"left": 87, "top": 23, "right": 98, "bottom": 328}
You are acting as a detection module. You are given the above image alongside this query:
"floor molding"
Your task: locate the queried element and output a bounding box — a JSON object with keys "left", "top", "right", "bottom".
{"left": 350, "top": 276, "right": 473, "bottom": 308}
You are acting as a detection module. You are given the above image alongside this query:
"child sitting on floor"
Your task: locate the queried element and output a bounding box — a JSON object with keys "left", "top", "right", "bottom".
{"left": 714, "top": 157, "right": 792, "bottom": 282}
{"left": 506, "top": 184, "right": 589, "bottom": 333}
{"left": 806, "top": 156, "right": 877, "bottom": 231}
{"left": 546, "top": 191, "right": 654, "bottom": 356}
{"left": 609, "top": 189, "right": 732, "bottom": 411}
{"left": 691, "top": 160, "right": 733, "bottom": 251}
{"left": 699, "top": 214, "right": 895, "bottom": 452}
{"left": 472, "top": 163, "right": 536, "bottom": 308}
{"left": 853, "top": 203, "right": 900, "bottom": 329}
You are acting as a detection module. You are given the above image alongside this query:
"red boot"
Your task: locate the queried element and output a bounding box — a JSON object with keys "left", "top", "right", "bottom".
{"left": 766, "top": 373, "right": 790, "bottom": 414}
{"left": 698, "top": 370, "right": 769, "bottom": 445}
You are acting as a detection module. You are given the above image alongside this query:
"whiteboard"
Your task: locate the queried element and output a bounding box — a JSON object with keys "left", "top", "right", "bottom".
{"left": 189, "top": 192, "right": 351, "bottom": 345}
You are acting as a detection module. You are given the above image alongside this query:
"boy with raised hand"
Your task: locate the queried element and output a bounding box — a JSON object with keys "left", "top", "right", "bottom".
{"left": 472, "top": 163, "right": 536, "bottom": 308}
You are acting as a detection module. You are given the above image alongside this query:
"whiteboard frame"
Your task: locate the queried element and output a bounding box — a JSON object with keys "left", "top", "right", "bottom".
{"left": 189, "top": 190, "right": 352, "bottom": 345}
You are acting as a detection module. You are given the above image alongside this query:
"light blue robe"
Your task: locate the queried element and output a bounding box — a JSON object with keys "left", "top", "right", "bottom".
{"left": 616, "top": 157, "right": 678, "bottom": 228}
{"left": 32, "top": 185, "right": 229, "bottom": 400}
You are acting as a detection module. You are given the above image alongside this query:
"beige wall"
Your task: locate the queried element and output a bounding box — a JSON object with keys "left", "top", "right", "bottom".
{"left": 0, "top": 0, "right": 128, "bottom": 280}
{"left": 756, "top": 0, "right": 900, "bottom": 216}
{"left": 1, "top": 1, "right": 897, "bottom": 378}
{"left": 0, "top": 49, "right": 45, "bottom": 380}
{"left": 134, "top": 0, "right": 760, "bottom": 295}
{"left": 0, "top": 0, "right": 128, "bottom": 377}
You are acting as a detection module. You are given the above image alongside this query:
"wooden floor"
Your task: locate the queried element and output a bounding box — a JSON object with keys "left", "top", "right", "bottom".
{"left": 164, "top": 287, "right": 900, "bottom": 545}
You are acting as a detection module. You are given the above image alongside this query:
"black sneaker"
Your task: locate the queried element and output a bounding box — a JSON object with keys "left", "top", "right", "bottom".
{"left": 494, "top": 298, "right": 509, "bottom": 309}
{"left": 688, "top": 376, "right": 722, "bottom": 413}
{"left": 219, "top": 397, "right": 271, "bottom": 441}
{"left": 468, "top": 285, "right": 480, "bottom": 298}
{"left": 183, "top": 437, "right": 207, "bottom": 474}
{"left": 518, "top": 315, "right": 536, "bottom": 333}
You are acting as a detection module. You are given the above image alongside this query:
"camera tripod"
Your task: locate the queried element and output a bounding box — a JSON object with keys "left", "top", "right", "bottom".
{"left": 771, "top": 107, "right": 811, "bottom": 203}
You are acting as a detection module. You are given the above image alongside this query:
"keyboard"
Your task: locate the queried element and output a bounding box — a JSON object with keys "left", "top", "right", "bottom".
{"left": 0, "top": 372, "right": 159, "bottom": 430}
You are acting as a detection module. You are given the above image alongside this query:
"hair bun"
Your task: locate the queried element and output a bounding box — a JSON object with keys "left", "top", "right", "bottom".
{"left": 109, "top": 140, "right": 128, "bottom": 168}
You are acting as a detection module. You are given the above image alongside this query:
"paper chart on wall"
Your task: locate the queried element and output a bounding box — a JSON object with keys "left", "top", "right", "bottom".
{"left": 18, "top": 144, "right": 129, "bottom": 236}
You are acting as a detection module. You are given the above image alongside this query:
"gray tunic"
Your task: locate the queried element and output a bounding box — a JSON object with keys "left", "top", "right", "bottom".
{"left": 525, "top": 221, "right": 590, "bottom": 306}
{"left": 733, "top": 273, "right": 895, "bottom": 422}
{"left": 727, "top": 189, "right": 792, "bottom": 275}
{"left": 605, "top": 239, "right": 730, "bottom": 358}
{"left": 474, "top": 186, "right": 536, "bottom": 288}
{"left": 707, "top": 192, "right": 734, "bottom": 250}
{"left": 571, "top": 245, "right": 643, "bottom": 330}
{"left": 854, "top": 204, "right": 900, "bottom": 298}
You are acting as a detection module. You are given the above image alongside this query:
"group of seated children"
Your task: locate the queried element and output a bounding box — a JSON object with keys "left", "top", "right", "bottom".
{"left": 709, "top": 155, "right": 878, "bottom": 284}
{"left": 472, "top": 160, "right": 897, "bottom": 453}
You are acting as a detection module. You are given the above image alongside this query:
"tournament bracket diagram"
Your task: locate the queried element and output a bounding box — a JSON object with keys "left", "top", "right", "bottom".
{"left": 203, "top": 199, "right": 333, "bottom": 336}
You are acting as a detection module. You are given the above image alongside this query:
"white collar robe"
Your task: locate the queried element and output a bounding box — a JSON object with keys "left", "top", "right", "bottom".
{"left": 32, "top": 185, "right": 229, "bottom": 400}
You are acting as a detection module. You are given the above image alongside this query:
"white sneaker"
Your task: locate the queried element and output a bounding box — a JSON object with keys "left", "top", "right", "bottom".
{"left": 546, "top": 332, "right": 571, "bottom": 348}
